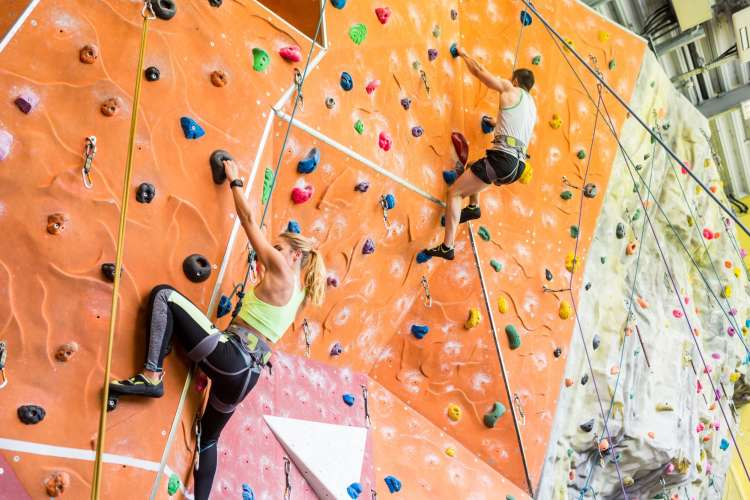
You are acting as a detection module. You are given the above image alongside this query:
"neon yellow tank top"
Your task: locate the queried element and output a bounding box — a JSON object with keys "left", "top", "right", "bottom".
{"left": 237, "top": 285, "right": 305, "bottom": 343}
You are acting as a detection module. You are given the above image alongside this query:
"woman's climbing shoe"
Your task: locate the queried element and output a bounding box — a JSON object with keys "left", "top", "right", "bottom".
{"left": 109, "top": 374, "right": 164, "bottom": 398}
{"left": 422, "top": 243, "right": 455, "bottom": 261}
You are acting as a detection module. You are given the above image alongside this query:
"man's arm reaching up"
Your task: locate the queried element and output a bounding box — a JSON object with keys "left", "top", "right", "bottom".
{"left": 457, "top": 47, "right": 514, "bottom": 94}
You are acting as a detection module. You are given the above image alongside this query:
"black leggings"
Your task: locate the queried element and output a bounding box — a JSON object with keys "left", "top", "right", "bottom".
{"left": 145, "top": 285, "right": 261, "bottom": 500}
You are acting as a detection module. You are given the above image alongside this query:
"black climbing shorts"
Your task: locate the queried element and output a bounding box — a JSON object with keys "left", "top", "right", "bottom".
{"left": 469, "top": 149, "right": 525, "bottom": 185}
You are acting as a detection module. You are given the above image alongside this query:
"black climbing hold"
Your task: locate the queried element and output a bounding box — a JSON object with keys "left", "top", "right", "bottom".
{"left": 136, "top": 182, "right": 156, "bottom": 203}
{"left": 183, "top": 254, "right": 211, "bottom": 283}
{"left": 151, "top": 0, "right": 177, "bottom": 20}
{"left": 144, "top": 66, "right": 160, "bottom": 81}
{"left": 545, "top": 269, "right": 553, "bottom": 281}
{"left": 451, "top": 9, "right": 458, "bottom": 20}
{"left": 585, "top": 282, "right": 591, "bottom": 290}
{"left": 101, "top": 263, "right": 120, "bottom": 282}
{"left": 592, "top": 335, "right": 601, "bottom": 350}
{"left": 580, "top": 419, "right": 594, "bottom": 432}
{"left": 581, "top": 374, "right": 589, "bottom": 385}
{"left": 553, "top": 347, "right": 562, "bottom": 358}
{"left": 616, "top": 222, "right": 625, "bottom": 239}
{"left": 18, "top": 405, "right": 45, "bottom": 425}
{"left": 400, "top": 98, "right": 411, "bottom": 110}
{"left": 209, "top": 150, "right": 233, "bottom": 184}
{"left": 209, "top": 0, "right": 222, "bottom": 6}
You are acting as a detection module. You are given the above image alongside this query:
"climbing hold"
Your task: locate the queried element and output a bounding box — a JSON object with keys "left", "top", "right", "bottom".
{"left": 210, "top": 70, "right": 228, "bottom": 87}
{"left": 362, "top": 238, "right": 375, "bottom": 255}
{"left": 242, "top": 484, "right": 255, "bottom": 500}
{"left": 483, "top": 402, "right": 506, "bottom": 428}
{"left": 180, "top": 116, "right": 205, "bottom": 139}
{"left": 722, "top": 285, "right": 732, "bottom": 298}
{"left": 477, "top": 226, "right": 491, "bottom": 241}
{"left": 209, "top": 150, "right": 233, "bottom": 184}
{"left": 384, "top": 475, "right": 402, "bottom": 493}
{"left": 378, "top": 131, "right": 393, "bottom": 151}
{"left": 576, "top": 149, "right": 586, "bottom": 160}
{"left": 152, "top": 0, "right": 177, "bottom": 20}
{"left": 720, "top": 438, "right": 730, "bottom": 451}
{"left": 560, "top": 190, "right": 573, "bottom": 200}
{"left": 262, "top": 168, "right": 273, "bottom": 204}
{"left": 445, "top": 447, "right": 456, "bottom": 457}
{"left": 47, "top": 213, "right": 67, "bottom": 235}
{"left": 354, "top": 120, "right": 364, "bottom": 134}
{"left": 570, "top": 225, "right": 579, "bottom": 238}
{"left": 428, "top": 48, "right": 438, "bottom": 61}
{"left": 505, "top": 325, "right": 521, "bottom": 350}
{"left": 327, "top": 275, "right": 339, "bottom": 287}
{"left": 354, "top": 181, "right": 370, "bottom": 192}
{"left": 144, "top": 66, "right": 160, "bottom": 81}
{"left": 366, "top": 80, "right": 380, "bottom": 95}
{"left": 465, "top": 308, "right": 481, "bottom": 329}
{"left": 518, "top": 161, "right": 533, "bottom": 184}
{"left": 252, "top": 48, "right": 270, "bottom": 71}
{"left": 347, "top": 482, "right": 363, "bottom": 499}
{"left": 545, "top": 269, "right": 553, "bottom": 281}
{"left": 400, "top": 98, "right": 411, "bottom": 110}
{"left": 45, "top": 471, "right": 71, "bottom": 497}
{"left": 297, "top": 148, "right": 320, "bottom": 174}
{"left": 79, "top": 44, "right": 98, "bottom": 64}
{"left": 553, "top": 347, "right": 562, "bottom": 358}
{"left": 581, "top": 374, "right": 589, "bottom": 385}
{"left": 598, "top": 438, "right": 610, "bottom": 453}
{"left": 481, "top": 115, "right": 495, "bottom": 134}
{"left": 18, "top": 405, "right": 45, "bottom": 424}
{"left": 101, "top": 263, "right": 118, "bottom": 282}
{"left": 616, "top": 222, "right": 625, "bottom": 239}
{"left": 565, "top": 252, "right": 577, "bottom": 272}
{"left": 585, "top": 282, "right": 591, "bottom": 290}
{"left": 182, "top": 254, "right": 211, "bottom": 283}
{"left": 411, "top": 324, "right": 429, "bottom": 339}
{"left": 580, "top": 419, "right": 594, "bottom": 432}
{"left": 432, "top": 25, "right": 441, "bottom": 38}
{"left": 14, "top": 92, "right": 37, "bottom": 114}
{"left": 608, "top": 59, "right": 616, "bottom": 71}
{"left": 559, "top": 301, "right": 572, "bottom": 319}
{"left": 287, "top": 220, "right": 301, "bottom": 234}
{"left": 325, "top": 97, "right": 336, "bottom": 109}
{"left": 449, "top": 43, "right": 459, "bottom": 58}
{"left": 451, "top": 132, "right": 469, "bottom": 165}
{"left": 626, "top": 241, "right": 638, "bottom": 255}
{"left": 442, "top": 169, "right": 458, "bottom": 185}
{"left": 342, "top": 393, "right": 356, "bottom": 406}
{"left": 291, "top": 185, "right": 313, "bottom": 204}
{"left": 447, "top": 403, "right": 462, "bottom": 422}
{"left": 217, "top": 295, "right": 232, "bottom": 318}
{"left": 330, "top": 343, "right": 343, "bottom": 356}
{"left": 655, "top": 402, "right": 674, "bottom": 412}
{"left": 411, "top": 126, "right": 424, "bottom": 137}
{"left": 730, "top": 372, "right": 741, "bottom": 383}
{"left": 532, "top": 54, "right": 542, "bottom": 65}
{"left": 490, "top": 259, "right": 502, "bottom": 272}
{"left": 549, "top": 114, "right": 562, "bottom": 129}
{"left": 583, "top": 183, "right": 598, "bottom": 198}
{"left": 136, "top": 182, "right": 156, "bottom": 203}
{"left": 375, "top": 7, "right": 391, "bottom": 24}
{"left": 636, "top": 296, "right": 649, "bottom": 309}
{"left": 598, "top": 30, "right": 611, "bottom": 43}
{"left": 167, "top": 473, "right": 181, "bottom": 495}
{"left": 498, "top": 296, "right": 508, "bottom": 314}
{"left": 55, "top": 342, "right": 79, "bottom": 362}
{"left": 520, "top": 10, "right": 532, "bottom": 25}
{"left": 279, "top": 46, "right": 301, "bottom": 63}
{"left": 100, "top": 97, "right": 120, "bottom": 117}
{"left": 349, "top": 23, "right": 368, "bottom": 45}
{"left": 381, "top": 193, "right": 396, "bottom": 210}
{"left": 565, "top": 378, "right": 574, "bottom": 387}
{"left": 610, "top": 365, "right": 620, "bottom": 375}
{"left": 209, "top": 0, "right": 222, "bottom": 7}
{"left": 331, "top": 0, "right": 346, "bottom": 8}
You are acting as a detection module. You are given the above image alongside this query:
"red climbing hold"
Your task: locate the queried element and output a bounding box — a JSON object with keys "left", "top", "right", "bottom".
{"left": 379, "top": 131, "right": 392, "bottom": 151}
{"left": 366, "top": 80, "right": 380, "bottom": 95}
{"left": 375, "top": 7, "right": 391, "bottom": 24}
{"left": 703, "top": 228, "right": 714, "bottom": 240}
{"left": 279, "top": 46, "right": 302, "bottom": 63}
{"left": 291, "top": 185, "right": 313, "bottom": 204}
{"left": 451, "top": 132, "right": 468, "bottom": 165}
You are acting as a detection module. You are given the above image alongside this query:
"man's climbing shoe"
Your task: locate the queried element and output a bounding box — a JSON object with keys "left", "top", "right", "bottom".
{"left": 440, "top": 205, "right": 482, "bottom": 227}
{"left": 422, "top": 243, "right": 455, "bottom": 261}
{"left": 109, "top": 374, "right": 164, "bottom": 398}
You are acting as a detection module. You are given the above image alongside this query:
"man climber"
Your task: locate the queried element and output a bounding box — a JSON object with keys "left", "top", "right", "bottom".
{"left": 422, "top": 47, "right": 537, "bottom": 260}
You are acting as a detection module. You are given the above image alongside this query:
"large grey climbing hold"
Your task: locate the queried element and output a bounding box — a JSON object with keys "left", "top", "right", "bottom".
{"left": 183, "top": 254, "right": 211, "bottom": 283}
{"left": 210, "top": 150, "right": 233, "bottom": 184}
{"left": 152, "top": 0, "right": 177, "bottom": 20}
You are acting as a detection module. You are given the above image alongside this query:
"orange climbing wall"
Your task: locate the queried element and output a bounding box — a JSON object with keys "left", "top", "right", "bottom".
{"left": 0, "top": 0, "right": 645, "bottom": 498}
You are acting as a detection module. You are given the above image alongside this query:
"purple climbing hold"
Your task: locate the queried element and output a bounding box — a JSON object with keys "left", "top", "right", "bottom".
{"left": 355, "top": 181, "right": 370, "bottom": 192}
{"left": 0, "top": 129, "right": 13, "bottom": 160}
{"left": 330, "top": 342, "right": 343, "bottom": 356}
{"left": 180, "top": 116, "right": 205, "bottom": 139}
{"left": 14, "top": 97, "right": 32, "bottom": 114}
{"left": 428, "top": 48, "right": 438, "bottom": 61}
{"left": 342, "top": 393, "right": 356, "bottom": 406}
{"left": 14, "top": 90, "right": 38, "bottom": 114}
{"left": 400, "top": 98, "right": 411, "bottom": 110}
{"left": 362, "top": 238, "right": 375, "bottom": 255}
{"left": 416, "top": 251, "right": 431, "bottom": 264}
{"left": 411, "top": 126, "right": 424, "bottom": 138}
{"left": 327, "top": 275, "right": 339, "bottom": 287}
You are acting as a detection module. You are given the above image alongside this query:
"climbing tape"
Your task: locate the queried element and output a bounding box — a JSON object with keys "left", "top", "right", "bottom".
{"left": 466, "top": 221, "right": 533, "bottom": 496}
{"left": 91, "top": 2, "right": 154, "bottom": 499}
{"left": 284, "top": 457, "right": 292, "bottom": 500}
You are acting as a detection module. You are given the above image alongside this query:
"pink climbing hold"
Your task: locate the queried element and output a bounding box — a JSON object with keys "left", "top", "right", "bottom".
{"left": 728, "top": 326, "right": 736, "bottom": 336}
{"left": 696, "top": 422, "right": 704, "bottom": 433}
{"left": 681, "top": 162, "right": 690, "bottom": 174}
{"left": 696, "top": 380, "right": 702, "bottom": 393}
{"left": 291, "top": 185, "right": 313, "bottom": 204}
{"left": 279, "top": 46, "right": 302, "bottom": 63}
{"left": 672, "top": 309, "right": 683, "bottom": 318}
{"left": 702, "top": 228, "right": 714, "bottom": 240}
{"left": 375, "top": 6, "right": 391, "bottom": 24}
{"left": 0, "top": 129, "right": 13, "bottom": 161}
{"left": 711, "top": 353, "right": 720, "bottom": 359}
{"left": 366, "top": 80, "right": 380, "bottom": 95}
{"left": 379, "top": 131, "right": 392, "bottom": 151}
{"left": 665, "top": 463, "right": 675, "bottom": 474}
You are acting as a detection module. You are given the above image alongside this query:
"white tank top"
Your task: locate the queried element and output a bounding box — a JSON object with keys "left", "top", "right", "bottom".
{"left": 491, "top": 89, "right": 537, "bottom": 157}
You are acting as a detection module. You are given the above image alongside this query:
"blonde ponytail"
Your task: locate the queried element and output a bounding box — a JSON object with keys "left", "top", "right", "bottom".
{"left": 280, "top": 232, "right": 326, "bottom": 307}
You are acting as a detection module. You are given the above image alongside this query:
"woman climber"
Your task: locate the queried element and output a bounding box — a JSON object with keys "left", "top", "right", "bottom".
{"left": 109, "top": 159, "right": 326, "bottom": 499}
{"left": 422, "top": 46, "right": 538, "bottom": 260}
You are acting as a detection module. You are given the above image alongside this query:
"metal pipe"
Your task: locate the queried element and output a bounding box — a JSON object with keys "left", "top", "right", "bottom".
{"left": 520, "top": 0, "right": 750, "bottom": 238}
{"left": 466, "top": 222, "right": 534, "bottom": 496}
{"left": 654, "top": 26, "right": 705, "bottom": 56}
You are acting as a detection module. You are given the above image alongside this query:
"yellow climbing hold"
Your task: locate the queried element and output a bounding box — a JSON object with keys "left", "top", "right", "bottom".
{"left": 563, "top": 38, "right": 575, "bottom": 52}
{"left": 559, "top": 300, "right": 572, "bottom": 319}
{"left": 687, "top": 215, "right": 694, "bottom": 227}
{"left": 734, "top": 267, "right": 741, "bottom": 278}
{"left": 549, "top": 113, "right": 563, "bottom": 129}
{"left": 623, "top": 476, "right": 634, "bottom": 487}
{"left": 465, "top": 307, "right": 481, "bottom": 329}
{"left": 498, "top": 296, "right": 509, "bottom": 314}
{"left": 722, "top": 285, "right": 731, "bottom": 298}
{"left": 656, "top": 402, "right": 674, "bottom": 412}
{"left": 447, "top": 403, "right": 462, "bottom": 422}
{"left": 519, "top": 161, "right": 533, "bottom": 184}
{"left": 445, "top": 447, "right": 456, "bottom": 457}
{"left": 730, "top": 372, "right": 741, "bottom": 383}
{"left": 565, "top": 252, "right": 577, "bottom": 272}
{"left": 704, "top": 158, "right": 711, "bottom": 168}
{"left": 598, "top": 31, "right": 610, "bottom": 43}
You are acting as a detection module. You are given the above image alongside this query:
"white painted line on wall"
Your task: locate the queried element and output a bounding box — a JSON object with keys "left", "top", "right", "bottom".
{"left": 0, "top": 0, "right": 41, "bottom": 55}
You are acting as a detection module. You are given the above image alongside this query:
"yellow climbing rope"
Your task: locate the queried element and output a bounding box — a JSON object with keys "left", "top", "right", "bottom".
{"left": 90, "top": 3, "right": 154, "bottom": 499}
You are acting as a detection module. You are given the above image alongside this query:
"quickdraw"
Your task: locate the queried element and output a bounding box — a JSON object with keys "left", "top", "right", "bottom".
{"left": 284, "top": 457, "right": 292, "bottom": 500}
{"left": 361, "top": 383, "right": 371, "bottom": 427}
{"left": 302, "top": 318, "right": 312, "bottom": 358}
{"left": 81, "top": 136, "right": 97, "bottom": 189}
{"left": 420, "top": 275, "right": 432, "bottom": 308}
{"left": 0, "top": 341, "right": 8, "bottom": 389}
{"left": 513, "top": 393, "right": 525, "bottom": 426}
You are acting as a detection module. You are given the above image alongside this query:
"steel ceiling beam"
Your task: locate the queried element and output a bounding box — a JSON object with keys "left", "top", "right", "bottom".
{"left": 698, "top": 85, "right": 750, "bottom": 118}
{"left": 654, "top": 26, "right": 706, "bottom": 56}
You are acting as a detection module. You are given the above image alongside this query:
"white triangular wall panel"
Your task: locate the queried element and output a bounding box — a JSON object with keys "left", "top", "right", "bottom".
{"left": 263, "top": 415, "right": 368, "bottom": 500}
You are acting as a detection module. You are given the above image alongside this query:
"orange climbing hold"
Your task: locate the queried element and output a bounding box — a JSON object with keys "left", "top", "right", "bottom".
{"left": 636, "top": 296, "right": 649, "bottom": 309}
{"left": 598, "top": 438, "right": 610, "bottom": 452}
{"left": 564, "top": 378, "right": 574, "bottom": 387}
{"left": 625, "top": 241, "right": 638, "bottom": 255}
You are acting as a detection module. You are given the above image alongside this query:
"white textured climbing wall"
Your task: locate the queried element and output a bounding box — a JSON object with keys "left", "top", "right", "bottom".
{"left": 539, "top": 51, "right": 750, "bottom": 498}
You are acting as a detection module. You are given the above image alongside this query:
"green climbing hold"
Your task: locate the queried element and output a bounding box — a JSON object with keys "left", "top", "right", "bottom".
{"left": 167, "top": 473, "right": 181, "bottom": 496}
{"left": 608, "top": 59, "right": 616, "bottom": 70}
{"left": 412, "top": 60, "right": 421, "bottom": 70}
{"left": 576, "top": 149, "right": 586, "bottom": 160}
{"left": 354, "top": 120, "right": 364, "bottom": 135}
{"left": 262, "top": 167, "right": 273, "bottom": 204}
{"left": 478, "top": 226, "right": 491, "bottom": 241}
{"left": 532, "top": 55, "right": 542, "bottom": 65}
{"left": 490, "top": 259, "right": 502, "bottom": 272}
{"left": 600, "top": 256, "right": 606, "bottom": 264}
{"left": 631, "top": 208, "right": 641, "bottom": 221}
{"left": 483, "top": 401, "right": 506, "bottom": 428}
{"left": 505, "top": 324, "right": 520, "bottom": 350}
{"left": 252, "top": 47, "right": 270, "bottom": 72}
{"left": 561, "top": 190, "right": 573, "bottom": 200}
{"left": 506, "top": 496, "right": 516, "bottom": 500}
{"left": 567, "top": 448, "right": 574, "bottom": 458}
{"left": 632, "top": 183, "right": 639, "bottom": 193}
{"left": 432, "top": 25, "right": 441, "bottom": 38}
{"left": 349, "top": 23, "right": 368, "bottom": 45}
{"left": 570, "top": 225, "right": 579, "bottom": 238}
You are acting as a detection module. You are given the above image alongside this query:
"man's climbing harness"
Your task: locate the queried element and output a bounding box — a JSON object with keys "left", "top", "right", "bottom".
{"left": 91, "top": 2, "right": 154, "bottom": 498}
{"left": 0, "top": 341, "right": 8, "bottom": 389}
{"left": 81, "top": 136, "right": 96, "bottom": 189}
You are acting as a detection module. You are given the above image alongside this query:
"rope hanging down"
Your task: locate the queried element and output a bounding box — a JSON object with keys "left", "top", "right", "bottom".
{"left": 91, "top": 2, "right": 154, "bottom": 499}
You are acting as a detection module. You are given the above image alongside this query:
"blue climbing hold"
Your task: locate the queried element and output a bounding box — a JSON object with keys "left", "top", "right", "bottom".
{"left": 347, "top": 482, "right": 363, "bottom": 499}
{"left": 449, "top": 42, "right": 459, "bottom": 58}
{"left": 720, "top": 438, "right": 729, "bottom": 451}
{"left": 180, "top": 116, "right": 205, "bottom": 139}
{"left": 217, "top": 295, "right": 232, "bottom": 318}
{"left": 331, "top": 0, "right": 346, "bottom": 9}
{"left": 520, "top": 10, "right": 532, "bottom": 26}
{"left": 343, "top": 393, "right": 356, "bottom": 406}
{"left": 411, "top": 324, "right": 429, "bottom": 339}
{"left": 297, "top": 147, "right": 320, "bottom": 174}
{"left": 382, "top": 193, "right": 396, "bottom": 210}
{"left": 481, "top": 115, "right": 495, "bottom": 134}
{"left": 416, "top": 251, "right": 431, "bottom": 264}
{"left": 746, "top": 319, "right": 750, "bottom": 328}
{"left": 340, "top": 72, "right": 353, "bottom": 91}
{"left": 242, "top": 484, "right": 255, "bottom": 500}
{"left": 384, "top": 475, "right": 402, "bottom": 493}
{"left": 287, "top": 220, "right": 301, "bottom": 234}
{"left": 443, "top": 169, "right": 458, "bottom": 185}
